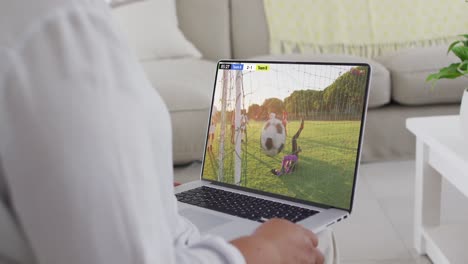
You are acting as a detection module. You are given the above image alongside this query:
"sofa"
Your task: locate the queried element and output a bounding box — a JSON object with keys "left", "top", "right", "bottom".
{"left": 114, "top": 0, "right": 466, "bottom": 165}
{"left": 170, "top": 0, "right": 466, "bottom": 164}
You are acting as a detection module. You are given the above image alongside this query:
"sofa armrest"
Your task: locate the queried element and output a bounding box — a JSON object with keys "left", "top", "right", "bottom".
{"left": 176, "top": 0, "right": 231, "bottom": 61}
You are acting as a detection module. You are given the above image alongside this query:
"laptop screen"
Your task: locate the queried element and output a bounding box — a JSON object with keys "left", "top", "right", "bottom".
{"left": 201, "top": 61, "right": 371, "bottom": 211}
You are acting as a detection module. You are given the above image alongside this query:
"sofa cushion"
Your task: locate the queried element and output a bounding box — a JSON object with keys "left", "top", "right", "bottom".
{"left": 112, "top": 0, "right": 201, "bottom": 61}
{"left": 361, "top": 104, "right": 460, "bottom": 162}
{"left": 251, "top": 54, "right": 391, "bottom": 109}
{"left": 142, "top": 59, "right": 216, "bottom": 164}
{"left": 375, "top": 46, "right": 467, "bottom": 105}
{"left": 176, "top": 0, "right": 231, "bottom": 61}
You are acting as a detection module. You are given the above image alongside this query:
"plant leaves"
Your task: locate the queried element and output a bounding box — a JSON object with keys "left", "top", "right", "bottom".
{"left": 451, "top": 46, "right": 468, "bottom": 61}
{"left": 426, "top": 35, "right": 468, "bottom": 87}
{"left": 456, "top": 34, "right": 468, "bottom": 48}
{"left": 426, "top": 63, "right": 463, "bottom": 82}
{"left": 447, "top": 40, "right": 462, "bottom": 54}
{"left": 457, "top": 61, "right": 468, "bottom": 75}
{"left": 426, "top": 73, "right": 439, "bottom": 82}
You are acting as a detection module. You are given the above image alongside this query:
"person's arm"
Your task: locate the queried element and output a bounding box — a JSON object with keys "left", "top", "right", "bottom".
{"left": 0, "top": 4, "right": 244, "bottom": 264}
{"left": 172, "top": 212, "right": 245, "bottom": 263}
{"left": 172, "top": 208, "right": 325, "bottom": 264}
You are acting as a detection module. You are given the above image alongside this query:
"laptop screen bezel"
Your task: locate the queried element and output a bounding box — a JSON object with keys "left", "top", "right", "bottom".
{"left": 200, "top": 60, "right": 371, "bottom": 213}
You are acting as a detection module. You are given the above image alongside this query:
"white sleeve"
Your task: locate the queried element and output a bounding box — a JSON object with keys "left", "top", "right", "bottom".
{"left": 173, "top": 216, "right": 246, "bottom": 264}
{"left": 0, "top": 4, "right": 244, "bottom": 264}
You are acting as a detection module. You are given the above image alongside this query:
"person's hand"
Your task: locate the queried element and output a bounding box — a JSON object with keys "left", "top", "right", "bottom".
{"left": 254, "top": 218, "right": 323, "bottom": 264}
{"left": 231, "top": 218, "right": 324, "bottom": 264}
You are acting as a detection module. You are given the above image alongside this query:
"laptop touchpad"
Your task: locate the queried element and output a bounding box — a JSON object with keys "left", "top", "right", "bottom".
{"left": 180, "top": 208, "right": 232, "bottom": 233}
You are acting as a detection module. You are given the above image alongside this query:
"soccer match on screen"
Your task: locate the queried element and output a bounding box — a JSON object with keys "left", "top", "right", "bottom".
{"left": 202, "top": 62, "right": 368, "bottom": 209}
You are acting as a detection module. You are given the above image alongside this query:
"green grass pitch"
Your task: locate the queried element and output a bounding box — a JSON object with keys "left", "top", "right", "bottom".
{"left": 202, "top": 120, "right": 361, "bottom": 209}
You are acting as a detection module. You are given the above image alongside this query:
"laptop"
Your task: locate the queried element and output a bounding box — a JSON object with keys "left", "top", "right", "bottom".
{"left": 175, "top": 60, "right": 371, "bottom": 240}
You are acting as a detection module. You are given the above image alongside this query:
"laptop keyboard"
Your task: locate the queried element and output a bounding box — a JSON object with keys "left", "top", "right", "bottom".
{"left": 176, "top": 186, "right": 318, "bottom": 223}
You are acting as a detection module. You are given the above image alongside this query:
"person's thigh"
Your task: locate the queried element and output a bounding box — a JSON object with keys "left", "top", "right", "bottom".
{"left": 317, "top": 228, "right": 339, "bottom": 264}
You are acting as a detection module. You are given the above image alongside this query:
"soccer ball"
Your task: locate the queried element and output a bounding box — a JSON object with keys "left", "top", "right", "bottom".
{"left": 260, "top": 117, "right": 286, "bottom": 156}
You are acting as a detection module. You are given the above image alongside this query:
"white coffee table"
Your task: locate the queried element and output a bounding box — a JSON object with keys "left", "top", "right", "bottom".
{"left": 406, "top": 115, "right": 468, "bottom": 264}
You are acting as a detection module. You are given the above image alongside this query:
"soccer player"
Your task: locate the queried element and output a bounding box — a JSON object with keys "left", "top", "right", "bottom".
{"left": 271, "top": 119, "right": 304, "bottom": 176}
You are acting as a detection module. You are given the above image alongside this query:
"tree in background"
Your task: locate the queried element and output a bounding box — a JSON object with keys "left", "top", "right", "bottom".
{"left": 261, "top": 98, "right": 285, "bottom": 120}
{"left": 247, "top": 104, "right": 261, "bottom": 120}
{"left": 283, "top": 66, "right": 367, "bottom": 120}
{"left": 244, "top": 67, "right": 367, "bottom": 121}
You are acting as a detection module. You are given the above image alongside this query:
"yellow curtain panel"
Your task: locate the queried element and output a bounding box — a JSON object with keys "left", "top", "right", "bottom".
{"left": 263, "top": 0, "right": 468, "bottom": 58}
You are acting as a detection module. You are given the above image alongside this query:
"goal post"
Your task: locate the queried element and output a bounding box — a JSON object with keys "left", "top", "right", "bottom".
{"left": 218, "top": 70, "right": 229, "bottom": 182}
{"left": 234, "top": 71, "right": 243, "bottom": 185}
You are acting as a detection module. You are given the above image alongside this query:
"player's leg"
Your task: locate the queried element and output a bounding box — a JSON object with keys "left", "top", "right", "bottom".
{"left": 212, "top": 133, "right": 216, "bottom": 151}
{"left": 231, "top": 125, "right": 235, "bottom": 144}
{"left": 209, "top": 133, "right": 214, "bottom": 151}
{"left": 292, "top": 119, "right": 304, "bottom": 154}
{"left": 282, "top": 119, "right": 288, "bottom": 136}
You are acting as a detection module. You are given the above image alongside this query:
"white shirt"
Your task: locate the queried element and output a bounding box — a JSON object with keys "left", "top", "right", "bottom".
{"left": 0, "top": 0, "right": 244, "bottom": 263}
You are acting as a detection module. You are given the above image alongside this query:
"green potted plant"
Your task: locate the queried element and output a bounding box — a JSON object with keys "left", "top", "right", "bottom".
{"left": 427, "top": 34, "right": 468, "bottom": 136}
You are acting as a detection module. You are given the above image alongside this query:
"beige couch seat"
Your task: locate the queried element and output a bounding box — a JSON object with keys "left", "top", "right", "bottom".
{"left": 375, "top": 46, "right": 467, "bottom": 105}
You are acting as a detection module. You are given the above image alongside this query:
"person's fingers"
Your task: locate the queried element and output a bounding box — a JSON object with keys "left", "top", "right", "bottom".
{"left": 301, "top": 227, "right": 319, "bottom": 247}
{"left": 312, "top": 247, "right": 325, "bottom": 264}
{"left": 301, "top": 244, "right": 323, "bottom": 264}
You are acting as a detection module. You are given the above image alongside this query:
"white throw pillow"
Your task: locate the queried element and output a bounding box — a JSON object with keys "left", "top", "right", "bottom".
{"left": 112, "top": 0, "right": 201, "bottom": 60}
